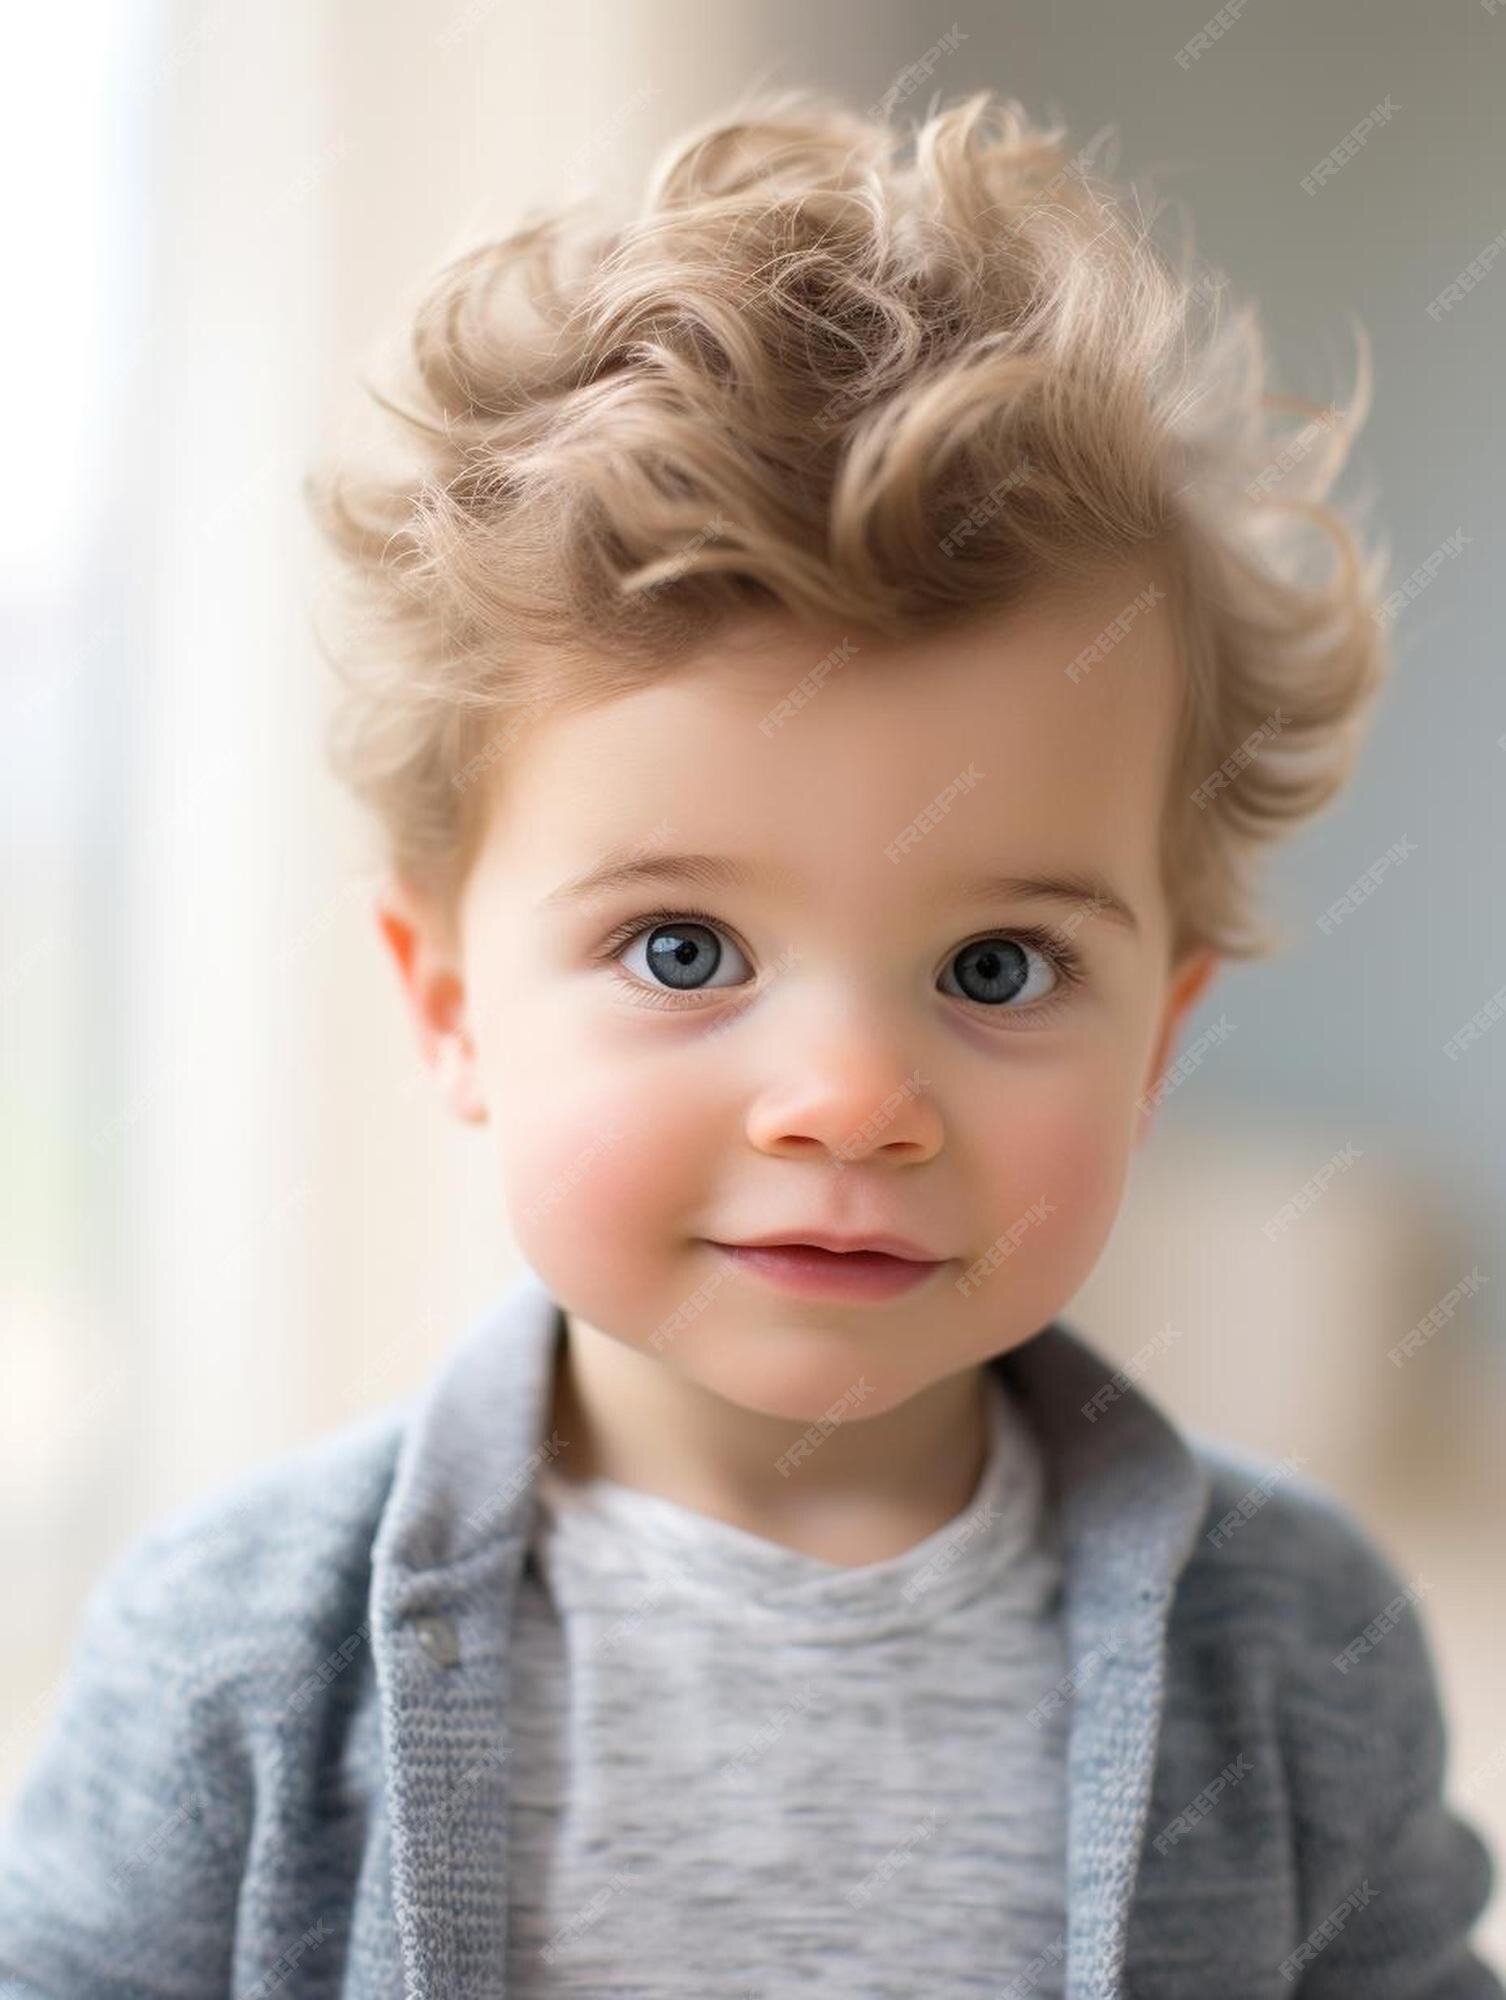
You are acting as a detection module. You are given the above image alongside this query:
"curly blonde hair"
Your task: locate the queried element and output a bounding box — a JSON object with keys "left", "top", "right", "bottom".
{"left": 305, "top": 85, "right": 1392, "bottom": 968}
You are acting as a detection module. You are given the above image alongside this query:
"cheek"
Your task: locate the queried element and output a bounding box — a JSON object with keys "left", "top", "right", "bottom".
{"left": 492, "top": 1053, "right": 712, "bottom": 1306}
{"left": 965, "top": 1051, "right": 1135, "bottom": 1302}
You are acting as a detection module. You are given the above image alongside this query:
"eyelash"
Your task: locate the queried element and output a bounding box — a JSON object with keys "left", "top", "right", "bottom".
{"left": 591, "top": 903, "right": 1088, "bottom": 1022}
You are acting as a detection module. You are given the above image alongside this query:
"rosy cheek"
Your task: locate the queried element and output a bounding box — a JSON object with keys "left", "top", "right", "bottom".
{"left": 968, "top": 1061, "right": 1132, "bottom": 1283}
{"left": 495, "top": 1066, "right": 708, "bottom": 1304}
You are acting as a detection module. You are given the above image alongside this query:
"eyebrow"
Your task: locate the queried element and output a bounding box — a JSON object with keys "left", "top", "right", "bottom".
{"left": 537, "top": 850, "right": 1141, "bottom": 936}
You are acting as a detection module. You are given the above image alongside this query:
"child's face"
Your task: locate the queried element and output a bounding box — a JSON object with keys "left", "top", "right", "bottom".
{"left": 381, "top": 563, "right": 1218, "bottom": 1423}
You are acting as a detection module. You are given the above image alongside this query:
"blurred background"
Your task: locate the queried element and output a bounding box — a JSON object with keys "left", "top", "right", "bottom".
{"left": 3, "top": 0, "right": 1503, "bottom": 1959}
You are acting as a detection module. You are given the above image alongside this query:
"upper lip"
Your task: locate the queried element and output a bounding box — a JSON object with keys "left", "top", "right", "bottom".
{"left": 713, "top": 1231, "right": 945, "bottom": 1263}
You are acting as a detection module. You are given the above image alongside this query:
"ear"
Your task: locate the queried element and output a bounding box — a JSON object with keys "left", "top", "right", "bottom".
{"left": 373, "top": 875, "right": 489, "bottom": 1127}
{"left": 1134, "top": 946, "right": 1221, "bottom": 1148}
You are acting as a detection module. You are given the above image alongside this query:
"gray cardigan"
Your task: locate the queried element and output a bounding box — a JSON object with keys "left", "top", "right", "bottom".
{"left": 0, "top": 1263, "right": 1499, "bottom": 1998}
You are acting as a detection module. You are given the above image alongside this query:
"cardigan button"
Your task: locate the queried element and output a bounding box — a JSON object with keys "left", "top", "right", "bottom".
{"left": 411, "top": 1613, "right": 460, "bottom": 1667}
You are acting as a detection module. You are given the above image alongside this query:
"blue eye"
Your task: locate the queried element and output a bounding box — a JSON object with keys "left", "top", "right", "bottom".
{"left": 617, "top": 913, "right": 753, "bottom": 993}
{"left": 939, "top": 936, "right": 1061, "bottom": 1008}
{"left": 597, "top": 905, "right": 1084, "bottom": 1019}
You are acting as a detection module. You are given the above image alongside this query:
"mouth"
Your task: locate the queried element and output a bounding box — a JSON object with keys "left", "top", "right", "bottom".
{"left": 703, "top": 1239, "right": 950, "bottom": 1302}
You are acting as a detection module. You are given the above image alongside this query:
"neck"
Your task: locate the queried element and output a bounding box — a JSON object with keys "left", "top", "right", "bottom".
{"left": 546, "top": 1312, "right": 994, "bottom": 1566}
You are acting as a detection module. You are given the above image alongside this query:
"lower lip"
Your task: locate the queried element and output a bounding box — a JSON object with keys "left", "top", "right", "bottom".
{"left": 706, "top": 1242, "right": 947, "bottom": 1301}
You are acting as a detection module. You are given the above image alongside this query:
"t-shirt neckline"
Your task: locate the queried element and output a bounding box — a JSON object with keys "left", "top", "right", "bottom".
{"left": 529, "top": 1369, "right": 1058, "bottom": 1641}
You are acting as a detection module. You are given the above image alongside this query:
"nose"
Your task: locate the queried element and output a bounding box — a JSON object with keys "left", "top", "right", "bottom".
{"left": 743, "top": 1007, "right": 944, "bottom": 1166}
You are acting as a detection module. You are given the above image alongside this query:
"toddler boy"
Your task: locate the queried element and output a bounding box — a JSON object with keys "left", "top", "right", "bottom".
{"left": 0, "top": 85, "right": 1499, "bottom": 1998}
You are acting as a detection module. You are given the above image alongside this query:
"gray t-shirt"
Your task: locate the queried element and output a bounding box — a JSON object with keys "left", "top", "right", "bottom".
{"left": 504, "top": 1368, "right": 1070, "bottom": 1998}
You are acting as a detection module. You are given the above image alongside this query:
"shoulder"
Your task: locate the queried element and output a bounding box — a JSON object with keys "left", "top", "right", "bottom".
{"left": 1177, "top": 1432, "right": 1449, "bottom": 1788}
{"left": 1164, "top": 1449, "right": 1501, "bottom": 1982}
{"left": 76, "top": 1397, "right": 410, "bottom": 1724}
{"left": 1181, "top": 1430, "right": 1423, "bottom": 1636}
{"left": 0, "top": 1400, "right": 413, "bottom": 1965}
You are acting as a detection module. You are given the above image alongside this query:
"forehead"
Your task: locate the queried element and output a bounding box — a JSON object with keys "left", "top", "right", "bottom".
{"left": 472, "top": 562, "right": 1181, "bottom": 912}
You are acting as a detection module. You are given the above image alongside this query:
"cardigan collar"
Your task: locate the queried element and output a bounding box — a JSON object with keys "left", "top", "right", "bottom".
{"left": 368, "top": 1262, "right": 1211, "bottom": 2000}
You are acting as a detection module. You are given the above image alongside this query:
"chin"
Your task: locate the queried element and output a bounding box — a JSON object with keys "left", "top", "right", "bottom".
{"left": 670, "top": 1324, "right": 928, "bottom": 1428}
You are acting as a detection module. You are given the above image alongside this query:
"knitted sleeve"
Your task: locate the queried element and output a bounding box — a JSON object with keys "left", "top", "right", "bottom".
{"left": 1278, "top": 1502, "right": 1502, "bottom": 1998}
{"left": 0, "top": 1524, "right": 252, "bottom": 1997}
